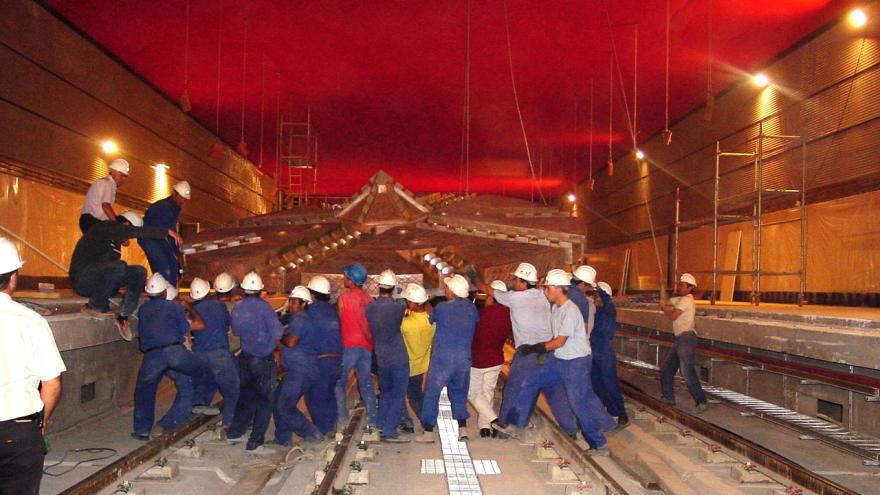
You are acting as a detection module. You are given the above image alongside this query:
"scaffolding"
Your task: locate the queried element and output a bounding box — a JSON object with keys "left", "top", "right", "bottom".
{"left": 278, "top": 112, "right": 318, "bottom": 208}
{"left": 673, "top": 122, "right": 807, "bottom": 306}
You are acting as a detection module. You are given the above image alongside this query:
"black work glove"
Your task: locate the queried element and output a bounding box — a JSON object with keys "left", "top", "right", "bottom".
{"left": 517, "top": 343, "right": 548, "bottom": 356}
{"left": 516, "top": 344, "right": 534, "bottom": 356}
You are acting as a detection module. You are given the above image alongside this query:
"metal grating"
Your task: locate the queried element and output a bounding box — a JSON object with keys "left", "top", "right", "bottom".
{"left": 437, "top": 388, "right": 483, "bottom": 495}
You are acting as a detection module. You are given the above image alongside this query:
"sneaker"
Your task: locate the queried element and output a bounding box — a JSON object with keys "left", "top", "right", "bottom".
{"left": 458, "top": 425, "right": 470, "bottom": 442}
{"left": 480, "top": 428, "right": 492, "bottom": 438}
{"left": 380, "top": 435, "right": 411, "bottom": 444}
{"left": 490, "top": 420, "right": 519, "bottom": 439}
{"left": 131, "top": 432, "right": 150, "bottom": 441}
{"left": 414, "top": 431, "right": 436, "bottom": 444}
{"left": 81, "top": 304, "right": 111, "bottom": 318}
{"left": 192, "top": 405, "right": 221, "bottom": 416}
{"left": 226, "top": 436, "right": 243, "bottom": 445}
{"left": 587, "top": 445, "right": 611, "bottom": 457}
{"left": 695, "top": 402, "right": 710, "bottom": 413}
{"left": 115, "top": 315, "right": 133, "bottom": 341}
{"left": 247, "top": 445, "right": 277, "bottom": 455}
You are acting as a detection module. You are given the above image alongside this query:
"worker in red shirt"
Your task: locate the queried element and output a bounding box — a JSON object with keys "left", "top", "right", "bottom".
{"left": 468, "top": 280, "right": 513, "bottom": 438}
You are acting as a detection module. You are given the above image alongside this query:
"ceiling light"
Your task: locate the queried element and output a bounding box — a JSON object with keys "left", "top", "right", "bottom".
{"left": 752, "top": 73, "right": 770, "bottom": 87}
{"left": 849, "top": 8, "right": 868, "bottom": 28}
{"left": 634, "top": 149, "right": 645, "bottom": 160}
{"left": 441, "top": 266, "right": 454, "bottom": 275}
{"left": 430, "top": 258, "right": 440, "bottom": 266}
{"left": 101, "top": 140, "right": 118, "bottom": 154}
{"left": 566, "top": 193, "right": 577, "bottom": 203}
{"left": 424, "top": 253, "right": 436, "bottom": 262}
{"left": 153, "top": 162, "right": 170, "bottom": 171}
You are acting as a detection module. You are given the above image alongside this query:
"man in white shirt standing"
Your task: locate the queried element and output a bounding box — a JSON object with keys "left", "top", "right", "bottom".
{"left": 0, "top": 237, "right": 66, "bottom": 494}
{"left": 659, "top": 273, "right": 708, "bottom": 411}
{"left": 80, "top": 158, "right": 130, "bottom": 233}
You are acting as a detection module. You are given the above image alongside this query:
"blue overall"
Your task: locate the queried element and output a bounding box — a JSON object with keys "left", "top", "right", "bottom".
{"left": 274, "top": 311, "right": 323, "bottom": 445}
{"left": 139, "top": 196, "right": 181, "bottom": 286}
{"left": 420, "top": 298, "right": 478, "bottom": 429}
{"left": 306, "top": 300, "right": 343, "bottom": 435}
{"left": 133, "top": 299, "right": 201, "bottom": 436}
{"left": 366, "top": 297, "right": 408, "bottom": 438}
{"left": 228, "top": 296, "right": 283, "bottom": 450}
{"left": 502, "top": 353, "right": 578, "bottom": 435}
{"left": 590, "top": 288, "right": 627, "bottom": 417}
{"left": 191, "top": 298, "right": 240, "bottom": 426}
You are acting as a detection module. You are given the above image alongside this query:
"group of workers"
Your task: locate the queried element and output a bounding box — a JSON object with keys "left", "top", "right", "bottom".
{"left": 0, "top": 158, "right": 709, "bottom": 493}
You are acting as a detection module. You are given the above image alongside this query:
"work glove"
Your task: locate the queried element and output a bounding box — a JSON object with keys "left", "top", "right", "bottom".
{"left": 516, "top": 344, "right": 536, "bottom": 356}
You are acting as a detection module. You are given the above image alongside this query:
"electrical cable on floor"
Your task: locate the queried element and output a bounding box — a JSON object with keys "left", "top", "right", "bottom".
{"left": 43, "top": 447, "right": 118, "bottom": 477}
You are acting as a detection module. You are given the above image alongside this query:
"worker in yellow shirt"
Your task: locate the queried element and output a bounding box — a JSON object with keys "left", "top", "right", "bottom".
{"left": 398, "top": 283, "right": 435, "bottom": 433}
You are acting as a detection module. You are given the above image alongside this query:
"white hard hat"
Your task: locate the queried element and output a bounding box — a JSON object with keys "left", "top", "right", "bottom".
{"left": 288, "top": 285, "right": 312, "bottom": 302}
{"left": 490, "top": 280, "right": 508, "bottom": 293}
{"left": 173, "top": 180, "right": 192, "bottom": 200}
{"left": 544, "top": 269, "right": 572, "bottom": 287}
{"left": 307, "top": 275, "right": 331, "bottom": 295}
{"left": 679, "top": 273, "right": 697, "bottom": 287}
{"left": 443, "top": 274, "right": 470, "bottom": 298}
{"left": 572, "top": 265, "right": 597, "bottom": 286}
{"left": 214, "top": 272, "right": 235, "bottom": 293}
{"left": 241, "top": 271, "right": 264, "bottom": 292}
{"left": 119, "top": 211, "right": 144, "bottom": 227}
{"left": 512, "top": 262, "right": 539, "bottom": 283}
{"left": 190, "top": 277, "right": 210, "bottom": 300}
{"left": 145, "top": 272, "right": 168, "bottom": 295}
{"left": 0, "top": 237, "right": 24, "bottom": 274}
{"left": 597, "top": 281, "right": 612, "bottom": 296}
{"left": 109, "top": 158, "right": 131, "bottom": 175}
{"left": 403, "top": 283, "right": 429, "bottom": 304}
{"left": 377, "top": 269, "right": 397, "bottom": 289}
{"left": 166, "top": 286, "right": 179, "bottom": 301}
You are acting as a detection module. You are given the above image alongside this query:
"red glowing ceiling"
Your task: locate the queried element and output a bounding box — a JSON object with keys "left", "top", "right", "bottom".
{"left": 44, "top": 0, "right": 846, "bottom": 198}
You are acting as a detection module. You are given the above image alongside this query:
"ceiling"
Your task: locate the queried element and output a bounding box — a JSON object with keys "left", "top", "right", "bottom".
{"left": 45, "top": 0, "right": 847, "bottom": 198}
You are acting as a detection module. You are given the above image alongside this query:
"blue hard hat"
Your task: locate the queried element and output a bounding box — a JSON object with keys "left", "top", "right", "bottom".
{"left": 343, "top": 263, "right": 368, "bottom": 285}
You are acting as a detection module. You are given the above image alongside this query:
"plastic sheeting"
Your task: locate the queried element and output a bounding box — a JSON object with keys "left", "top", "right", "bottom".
{"left": 0, "top": 172, "right": 147, "bottom": 278}
{"left": 589, "top": 189, "right": 880, "bottom": 294}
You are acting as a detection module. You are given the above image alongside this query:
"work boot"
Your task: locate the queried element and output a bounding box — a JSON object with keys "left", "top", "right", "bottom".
{"left": 399, "top": 425, "right": 415, "bottom": 434}
{"left": 480, "top": 428, "right": 492, "bottom": 438}
{"left": 414, "top": 430, "right": 436, "bottom": 444}
{"left": 380, "top": 434, "right": 411, "bottom": 444}
{"left": 490, "top": 419, "right": 519, "bottom": 439}
{"left": 130, "top": 432, "right": 150, "bottom": 441}
{"left": 115, "top": 315, "right": 133, "bottom": 341}
{"left": 192, "top": 405, "right": 221, "bottom": 416}
{"left": 458, "top": 425, "right": 470, "bottom": 442}
{"left": 587, "top": 445, "right": 611, "bottom": 457}
{"left": 247, "top": 445, "right": 277, "bottom": 456}
{"left": 695, "top": 402, "right": 710, "bottom": 413}
{"left": 617, "top": 412, "right": 630, "bottom": 427}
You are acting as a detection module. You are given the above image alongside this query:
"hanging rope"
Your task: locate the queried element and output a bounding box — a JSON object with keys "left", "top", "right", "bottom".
{"left": 502, "top": 0, "right": 546, "bottom": 204}
{"left": 589, "top": 78, "right": 595, "bottom": 190}
{"left": 459, "top": 0, "right": 472, "bottom": 196}
{"left": 633, "top": 23, "right": 638, "bottom": 146}
{"left": 703, "top": 0, "right": 714, "bottom": 121}
{"left": 663, "top": 0, "right": 672, "bottom": 143}
{"left": 600, "top": 0, "right": 637, "bottom": 150}
{"left": 215, "top": 0, "right": 223, "bottom": 132}
{"left": 607, "top": 54, "right": 614, "bottom": 176}
{"left": 259, "top": 50, "right": 266, "bottom": 167}
{"left": 179, "top": 0, "right": 192, "bottom": 112}
{"left": 239, "top": 20, "right": 248, "bottom": 151}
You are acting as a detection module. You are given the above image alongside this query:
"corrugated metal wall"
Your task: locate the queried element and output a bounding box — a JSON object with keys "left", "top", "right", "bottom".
{"left": 583, "top": 14, "right": 880, "bottom": 250}
{"left": 0, "top": 0, "right": 277, "bottom": 227}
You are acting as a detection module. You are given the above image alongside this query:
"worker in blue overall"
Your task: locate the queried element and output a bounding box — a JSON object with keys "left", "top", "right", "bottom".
{"left": 477, "top": 263, "right": 578, "bottom": 438}
{"left": 132, "top": 272, "right": 205, "bottom": 440}
{"left": 188, "top": 277, "right": 240, "bottom": 429}
{"left": 591, "top": 281, "right": 629, "bottom": 426}
{"left": 416, "top": 275, "right": 479, "bottom": 443}
{"left": 303, "top": 276, "right": 342, "bottom": 436}
{"left": 367, "top": 269, "right": 410, "bottom": 443}
{"left": 514, "top": 269, "right": 616, "bottom": 455}
{"left": 569, "top": 265, "right": 597, "bottom": 340}
{"left": 139, "top": 181, "right": 190, "bottom": 287}
{"left": 274, "top": 286, "right": 324, "bottom": 446}
{"left": 227, "top": 272, "right": 283, "bottom": 454}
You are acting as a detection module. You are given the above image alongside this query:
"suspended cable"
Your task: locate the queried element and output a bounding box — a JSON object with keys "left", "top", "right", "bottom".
{"left": 502, "top": 0, "right": 546, "bottom": 204}
{"left": 588, "top": 78, "right": 595, "bottom": 191}
{"left": 662, "top": 0, "right": 672, "bottom": 144}
{"left": 179, "top": 0, "right": 192, "bottom": 112}
{"left": 703, "top": 0, "right": 714, "bottom": 121}
{"left": 572, "top": 94, "right": 579, "bottom": 184}
{"left": 275, "top": 72, "right": 281, "bottom": 183}
{"left": 600, "top": 0, "right": 637, "bottom": 149}
{"left": 215, "top": 0, "right": 223, "bottom": 132}
{"left": 259, "top": 50, "right": 266, "bottom": 167}
{"left": 607, "top": 53, "right": 614, "bottom": 177}
{"left": 238, "top": 20, "right": 248, "bottom": 154}
{"left": 633, "top": 23, "right": 638, "bottom": 145}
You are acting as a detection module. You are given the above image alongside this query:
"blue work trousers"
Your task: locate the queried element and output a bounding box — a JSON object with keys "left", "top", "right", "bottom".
{"left": 307, "top": 357, "right": 340, "bottom": 435}
{"left": 335, "top": 347, "right": 377, "bottom": 426}
{"left": 556, "top": 355, "right": 615, "bottom": 448}
{"left": 377, "top": 365, "right": 409, "bottom": 437}
{"left": 590, "top": 349, "right": 627, "bottom": 417}
{"left": 400, "top": 374, "right": 424, "bottom": 428}
{"left": 73, "top": 260, "right": 146, "bottom": 316}
{"left": 499, "top": 353, "right": 578, "bottom": 436}
{"left": 140, "top": 239, "right": 180, "bottom": 286}
{"left": 228, "top": 353, "right": 276, "bottom": 450}
{"left": 133, "top": 345, "right": 200, "bottom": 436}
{"left": 274, "top": 364, "right": 322, "bottom": 445}
{"left": 193, "top": 349, "right": 240, "bottom": 426}
{"left": 660, "top": 331, "right": 707, "bottom": 405}
{"left": 420, "top": 360, "right": 470, "bottom": 429}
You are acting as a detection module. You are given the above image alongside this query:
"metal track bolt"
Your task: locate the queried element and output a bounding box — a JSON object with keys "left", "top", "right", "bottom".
{"left": 557, "top": 459, "right": 571, "bottom": 468}
{"left": 542, "top": 440, "right": 555, "bottom": 449}
{"left": 349, "top": 461, "right": 362, "bottom": 472}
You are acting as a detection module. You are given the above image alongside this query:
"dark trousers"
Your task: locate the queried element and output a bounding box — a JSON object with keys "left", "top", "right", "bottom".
{"left": 139, "top": 239, "right": 180, "bottom": 286}
{"left": 499, "top": 352, "right": 578, "bottom": 436}
{"left": 420, "top": 359, "right": 470, "bottom": 429}
{"left": 660, "top": 331, "right": 707, "bottom": 405}
{"left": 193, "top": 349, "right": 240, "bottom": 426}
{"left": 307, "top": 357, "right": 340, "bottom": 435}
{"left": 0, "top": 418, "right": 43, "bottom": 495}
{"left": 273, "top": 363, "right": 322, "bottom": 445}
{"left": 400, "top": 374, "right": 424, "bottom": 428}
{"left": 72, "top": 260, "right": 146, "bottom": 316}
{"left": 229, "top": 353, "right": 276, "bottom": 450}
{"left": 79, "top": 213, "right": 101, "bottom": 234}
{"left": 590, "top": 348, "right": 627, "bottom": 417}
{"left": 377, "top": 365, "right": 409, "bottom": 437}
{"left": 133, "top": 345, "right": 201, "bottom": 436}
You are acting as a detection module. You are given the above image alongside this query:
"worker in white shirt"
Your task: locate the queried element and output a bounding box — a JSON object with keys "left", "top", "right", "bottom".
{"left": 0, "top": 237, "right": 66, "bottom": 494}
{"left": 80, "top": 158, "right": 130, "bottom": 233}
{"left": 659, "top": 273, "right": 709, "bottom": 412}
